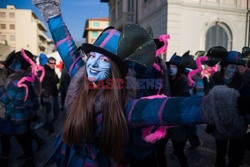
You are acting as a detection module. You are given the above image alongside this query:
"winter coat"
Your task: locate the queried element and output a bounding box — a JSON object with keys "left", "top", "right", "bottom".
{"left": 42, "top": 64, "right": 59, "bottom": 97}
{"left": 207, "top": 71, "right": 247, "bottom": 140}
{"left": 168, "top": 73, "right": 191, "bottom": 142}
{"left": 0, "top": 71, "right": 39, "bottom": 134}
{"left": 43, "top": 14, "right": 240, "bottom": 166}
{"left": 59, "top": 65, "right": 70, "bottom": 95}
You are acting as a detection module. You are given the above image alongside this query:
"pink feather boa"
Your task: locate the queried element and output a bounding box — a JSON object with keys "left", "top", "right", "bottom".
{"left": 187, "top": 56, "right": 208, "bottom": 87}
{"left": 17, "top": 48, "right": 45, "bottom": 101}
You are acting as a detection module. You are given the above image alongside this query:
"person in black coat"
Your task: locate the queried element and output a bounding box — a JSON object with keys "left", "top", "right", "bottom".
{"left": 41, "top": 57, "right": 59, "bottom": 134}
{"left": 59, "top": 63, "right": 70, "bottom": 111}
{"left": 207, "top": 51, "right": 247, "bottom": 167}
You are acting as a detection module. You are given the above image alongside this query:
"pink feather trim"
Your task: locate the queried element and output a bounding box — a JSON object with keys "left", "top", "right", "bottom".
{"left": 142, "top": 126, "right": 173, "bottom": 143}
{"left": 17, "top": 48, "right": 45, "bottom": 101}
{"left": 187, "top": 56, "right": 208, "bottom": 87}
{"left": 141, "top": 94, "right": 167, "bottom": 99}
{"left": 201, "top": 64, "right": 218, "bottom": 78}
{"left": 155, "top": 34, "right": 170, "bottom": 57}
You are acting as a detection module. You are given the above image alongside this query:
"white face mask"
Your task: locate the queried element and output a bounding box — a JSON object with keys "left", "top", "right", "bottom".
{"left": 169, "top": 65, "right": 178, "bottom": 76}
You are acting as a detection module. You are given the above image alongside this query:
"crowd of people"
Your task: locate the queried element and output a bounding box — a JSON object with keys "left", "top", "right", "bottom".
{"left": 0, "top": 0, "right": 249, "bottom": 166}
{"left": 0, "top": 48, "right": 70, "bottom": 166}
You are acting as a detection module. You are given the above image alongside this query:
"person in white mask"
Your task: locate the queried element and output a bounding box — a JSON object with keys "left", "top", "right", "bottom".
{"left": 165, "top": 53, "right": 191, "bottom": 167}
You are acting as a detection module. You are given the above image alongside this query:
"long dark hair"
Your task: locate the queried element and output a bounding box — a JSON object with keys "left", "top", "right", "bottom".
{"left": 62, "top": 58, "right": 128, "bottom": 160}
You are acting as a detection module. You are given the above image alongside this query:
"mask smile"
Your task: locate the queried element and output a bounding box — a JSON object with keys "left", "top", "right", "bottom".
{"left": 90, "top": 68, "right": 100, "bottom": 74}
{"left": 86, "top": 52, "right": 111, "bottom": 81}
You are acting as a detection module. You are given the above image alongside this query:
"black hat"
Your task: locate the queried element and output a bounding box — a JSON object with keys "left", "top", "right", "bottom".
{"left": 242, "top": 46, "right": 250, "bottom": 65}
{"left": 4, "top": 50, "right": 35, "bottom": 71}
{"left": 179, "top": 50, "right": 197, "bottom": 70}
{"left": 206, "top": 46, "right": 227, "bottom": 67}
{"left": 166, "top": 53, "right": 182, "bottom": 66}
{"left": 117, "top": 24, "right": 156, "bottom": 67}
{"left": 154, "top": 39, "right": 164, "bottom": 50}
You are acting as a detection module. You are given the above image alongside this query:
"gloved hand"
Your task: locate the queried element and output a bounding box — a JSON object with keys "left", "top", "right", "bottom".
{"left": 32, "top": 0, "right": 61, "bottom": 21}
{"left": 202, "top": 85, "right": 244, "bottom": 137}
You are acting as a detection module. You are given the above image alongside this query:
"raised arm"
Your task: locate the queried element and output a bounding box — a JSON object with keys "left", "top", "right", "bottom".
{"left": 33, "top": 0, "right": 84, "bottom": 77}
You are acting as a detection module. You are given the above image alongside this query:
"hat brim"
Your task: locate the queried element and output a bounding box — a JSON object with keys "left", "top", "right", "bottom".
{"left": 81, "top": 43, "right": 128, "bottom": 77}
{"left": 165, "top": 61, "right": 180, "bottom": 67}
{"left": 154, "top": 39, "right": 164, "bottom": 50}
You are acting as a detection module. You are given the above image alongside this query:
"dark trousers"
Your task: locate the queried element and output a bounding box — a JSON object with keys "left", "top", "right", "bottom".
{"left": 187, "top": 125, "right": 201, "bottom": 148}
{"left": 41, "top": 96, "right": 59, "bottom": 133}
{"left": 172, "top": 140, "right": 189, "bottom": 167}
{"left": 156, "top": 135, "right": 169, "bottom": 167}
{"left": 129, "top": 153, "right": 158, "bottom": 167}
{"left": 1, "top": 133, "right": 33, "bottom": 159}
{"left": 215, "top": 139, "right": 245, "bottom": 167}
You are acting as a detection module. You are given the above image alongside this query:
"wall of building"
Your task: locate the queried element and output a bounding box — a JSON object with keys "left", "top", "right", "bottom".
{"left": 0, "top": 5, "right": 53, "bottom": 58}
{"left": 84, "top": 18, "right": 109, "bottom": 44}
{"left": 138, "top": 0, "right": 167, "bottom": 39}
{"left": 0, "top": 43, "right": 11, "bottom": 61}
{"left": 103, "top": 0, "right": 249, "bottom": 61}
{"left": 15, "top": 10, "right": 37, "bottom": 54}
{"left": 167, "top": 0, "right": 247, "bottom": 58}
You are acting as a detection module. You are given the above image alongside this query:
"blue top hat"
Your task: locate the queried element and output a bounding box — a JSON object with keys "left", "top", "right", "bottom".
{"left": 39, "top": 53, "right": 48, "bottom": 66}
{"left": 81, "top": 27, "right": 127, "bottom": 78}
{"left": 223, "top": 51, "right": 244, "bottom": 65}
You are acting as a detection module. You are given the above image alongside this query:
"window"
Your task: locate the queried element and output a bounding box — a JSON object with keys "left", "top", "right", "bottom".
{"left": 0, "top": 12, "right": 6, "bottom": 18}
{"left": 127, "top": 0, "right": 134, "bottom": 21}
{"left": 92, "top": 31, "right": 98, "bottom": 38}
{"left": 93, "top": 22, "right": 100, "bottom": 27}
{"left": 9, "top": 35, "right": 15, "bottom": 41}
{"left": 0, "top": 24, "right": 6, "bottom": 29}
{"left": 205, "top": 22, "right": 232, "bottom": 51}
{"left": 128, "top": 0, "right": 134, "bottom": 12}
{"left": 10, "top": 24, "right": 15, "bottom": 30}
{"left": 9, "top": 12, "right": 15, "bottom": 18}
{"left": 0, "top": 35, "right": 6, "bottom": 41}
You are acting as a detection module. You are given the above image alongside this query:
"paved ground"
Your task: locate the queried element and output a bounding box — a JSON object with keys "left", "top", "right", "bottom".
{"left": 1, "top": 106, "right": 250, "bottom": 167}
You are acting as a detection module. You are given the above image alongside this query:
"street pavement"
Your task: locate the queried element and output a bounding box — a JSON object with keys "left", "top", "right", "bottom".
{"left": 1, "top": 106, "right": 250, "bottom": 167}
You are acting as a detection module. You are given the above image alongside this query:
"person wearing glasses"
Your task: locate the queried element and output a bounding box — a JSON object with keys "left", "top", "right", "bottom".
{"left": 41, "top": 57, "right": 59, "bottom": 135}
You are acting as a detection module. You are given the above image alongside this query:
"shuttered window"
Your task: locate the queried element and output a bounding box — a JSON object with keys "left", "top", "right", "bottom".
{"left": 205, "top": 23, "right": 232, "bottom": 51}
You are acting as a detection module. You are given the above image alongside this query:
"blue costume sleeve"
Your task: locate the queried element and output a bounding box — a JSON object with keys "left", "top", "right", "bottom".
{"left": 48, "top": 15, "right": 84, "bottom": 78}
{"left": 125, "top": 95, "right": 204, "bottom": 127}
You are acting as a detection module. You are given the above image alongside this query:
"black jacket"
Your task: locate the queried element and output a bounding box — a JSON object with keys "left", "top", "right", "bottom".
{"left": 42, "top": 64, "right": 59, "bottom": 97}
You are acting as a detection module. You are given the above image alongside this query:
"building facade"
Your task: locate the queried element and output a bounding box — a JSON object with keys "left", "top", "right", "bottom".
{"left": 83, "top": 18, "right": 109, "bottom": 44}
{"left": 101, "top": 0, "right": 249, "bottom": 60}
{"left": 0, "top": 5, "right": 54, "bottom": 57}
{"left": 0, "top": 43, "right": 11, "bottom": 61}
